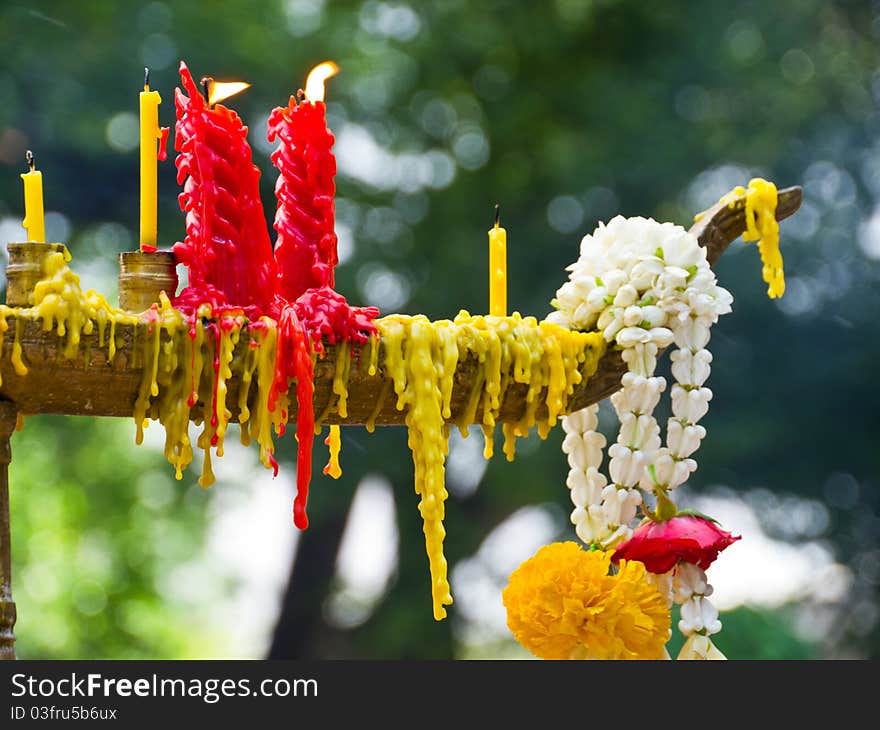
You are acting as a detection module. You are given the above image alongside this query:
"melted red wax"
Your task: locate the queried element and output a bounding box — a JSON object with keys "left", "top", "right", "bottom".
{"left": 158, "top": 126, "right": 170, "bottom": 161}
{"left": 172, "top": 62, "right": 276, "bottom": 314}
{"left": 170, "top": 61, "right": 380, "bottom": 530}
{"left": 267, "top": 93, "right": 380, "bottom": 352}
{"left": 270, "top": 297, "right": 315, "bottom": 529}
{"left": 294, "top": 286, "right": 379, "bottom": 356}
{"left": 266, "top": 94, "right": 378, "bottom": 527}
{"left": 171, "top": 62, "right": 308, "bottom": 514}
{"left": 268, "top": 96, "right": 337, "bottom": 298}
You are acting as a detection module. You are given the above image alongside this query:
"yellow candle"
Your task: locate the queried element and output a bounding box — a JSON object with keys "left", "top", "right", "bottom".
{"left": 20, "top": 150, "right": 45, "bottom": 243}
{"left": 140, "top": 68, "right": 164, "bottom": 251}
{"left": 488, "top": 205, "right": 507, "bottom": 316}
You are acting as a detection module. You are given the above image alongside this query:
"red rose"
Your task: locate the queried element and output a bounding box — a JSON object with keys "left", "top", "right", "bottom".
{"left": 611, "top": 513, "right": 740, "bottom": 574}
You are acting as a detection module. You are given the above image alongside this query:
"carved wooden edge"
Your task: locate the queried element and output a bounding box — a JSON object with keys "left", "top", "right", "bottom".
{"left": 0, "top": 186, "right": 802, "bottom": 427}
{"left": 691, "top": 185, "right": 803, "bottom": 267}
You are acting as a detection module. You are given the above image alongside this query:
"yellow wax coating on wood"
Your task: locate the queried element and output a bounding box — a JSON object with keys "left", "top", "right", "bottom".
{"left": 332, "top": 341, "right": 351, "bottom": 419}
{"left": 488, "top": 223, "right": 507, "bottom": 317}
{"left": 214, "top": 317, "right": 244, "bottom": 456}
{"left": 127, "top": 299, "right": 284, "bottom": 489}
{"left": 719, "top": 178, "right": 784, "bottom": 299}
{"left": 368, "top": 332, "right": 380, "bottom": 376}
{"left": 237, "top": 340, "right": 259, "bottom": 429}
{"left": 365, "top": 378, "right": 392, "bottom": 434}
{"left": 108, "top": 317, "right": 118, "bottom": 362}
{"left": 323, "top": 425, "right": 342, "bottom": 479}
{"left": 3, "top": 251, "right": 287, "bottom": 491}
{"left": 10, "top": 249, "right": 138, "bottom": 386}
{"left": 197, "top": 437, "right": 215, "bottom": 488}
{"left": 20, "top": 169, "right": 45, "bottom": 243}
{"left": 744, "top": 178, "right": 784, "bottom": 299}
{"left": 373, "top": 311, "right": 605, "bottom": 619}
{"left": 381, "top": 314, "right": 454, "bottom": 620}
{"left": 10, "top": 319, "right": 27, "bottom": 376}
{"left": 481, "top": 423, "right": 494, "bottom": 460}
{"left": 240, "top": 318, "right": 286, "bottom": 472}
{"left": 2, "top": 252, "right": 607, "bottom": 623}
{"left": 30, "top": 251, "right": 131, "bottom": 362}
{"left": 146, "top": 297, "right": 191, "bottom": 478}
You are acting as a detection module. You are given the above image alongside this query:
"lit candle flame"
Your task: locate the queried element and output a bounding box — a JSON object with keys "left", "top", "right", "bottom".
{"left": 304, "top": 61, "right": 339, "bottom": 102}
{"left": 206, "top": 79, "right": 251, "bottom": 106}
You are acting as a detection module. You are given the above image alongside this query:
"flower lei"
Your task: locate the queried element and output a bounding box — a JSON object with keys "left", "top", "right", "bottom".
{"left": 502, "top": 180, "right": 785, "bottom": 660}
{"left": 545, "top": 213, "right": 738, "bottom": 658}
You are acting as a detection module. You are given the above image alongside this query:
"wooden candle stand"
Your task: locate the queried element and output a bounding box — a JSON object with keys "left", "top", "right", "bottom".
{"left": 0, "top": 186, "right": 803, "bottom": 658}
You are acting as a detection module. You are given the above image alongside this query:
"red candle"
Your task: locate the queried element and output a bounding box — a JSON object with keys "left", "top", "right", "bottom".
{"left": 172, "top": 61, "right": 276, "bottom": 315}
{"left": 172, "top": 61, "right": 317, "bottom": 529}
{"left": 268, "top": 62, "right": 379, "bottom": 353}
{"left": 170, "top": 60, "right": 381, "bottom": 532}
{"left": 268, "top": 62, "right": 339, "bottom": 299}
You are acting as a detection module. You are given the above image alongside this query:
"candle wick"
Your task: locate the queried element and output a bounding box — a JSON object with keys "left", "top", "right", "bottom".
{"left": 144, "top": 66, "right": 150, "bottom": 91}
{"left": 200, "top": 76, "right": 213, "bottom": 106}
{"left": 494, "top": 203, "right": 501, "bottom": 228}
{"left": 295, "top": 88, "right": 305, "bottom": 104}
{"left": 25, "top": 150, "right": 35, "bottom": 172}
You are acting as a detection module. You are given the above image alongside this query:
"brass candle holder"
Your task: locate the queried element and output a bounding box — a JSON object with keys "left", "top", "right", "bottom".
{"left": 117, "top": 250, "right": 179, "bottom": 312}
{"left": 5, "top": 242, "right": 70, "bottom": 307}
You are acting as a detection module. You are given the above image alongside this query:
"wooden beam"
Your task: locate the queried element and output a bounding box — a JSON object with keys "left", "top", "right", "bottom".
{"left": 0, "top": 186, "right": 802, "bottom": 427}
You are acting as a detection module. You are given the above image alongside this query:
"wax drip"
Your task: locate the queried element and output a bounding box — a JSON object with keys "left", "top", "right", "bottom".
{"left": 171, "top": 61, "right": 322, "bottom": 525}
{"left": 270, "top": 298, "right": 315, "bottom": 529}
{"left": 172, "top": 61, "right": 276, "bottom": 316}
{"left": 376, "top": 311, "right": 605, "bottom": 619}
{"left": 267, "top": 92, "right": 379, "bottom": 350}
{"left": 0, "top": 253, "right": 607, "bottom": 621}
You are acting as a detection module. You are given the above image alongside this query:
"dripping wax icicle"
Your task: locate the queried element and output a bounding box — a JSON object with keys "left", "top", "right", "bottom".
{"left": 375, "top": 311, "right": 605, "bottom": 620}
{"left": 716, "top": 177, "right": 785, "bottom": 299}
{"left": 168, "top": 59, "right": 380, "bottom": 529}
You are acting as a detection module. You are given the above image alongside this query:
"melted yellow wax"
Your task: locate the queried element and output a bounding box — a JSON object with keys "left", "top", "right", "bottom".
{"left": 238, "top": 317, "right": 288, "bottom": 475}
{"left": 375, "top": 310, "right": 605, "bottom": 620}
{"left": 0, "top": 250, "right": 140, "bottom": 387}
{"left": 1, "top": 251, "right": 285, "bottom": 492}
{"left": 22, "top": 250, "right": 140, "bottom": 365}
{"left": 2, "top": 251, "right": 608, "bottom": 624}
{"left": 323, "top": 424, "right": 342, "bottom": 479}
{"left": 131, "top": 298, "right": 285, "bottom": 489}
{"left": 716, "top": 178, "right": 785, "bottom": 298}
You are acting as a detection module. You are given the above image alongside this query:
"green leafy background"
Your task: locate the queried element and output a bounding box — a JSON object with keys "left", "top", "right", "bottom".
{"left": 0, "top": 0, "right": 877, "bottom": 659}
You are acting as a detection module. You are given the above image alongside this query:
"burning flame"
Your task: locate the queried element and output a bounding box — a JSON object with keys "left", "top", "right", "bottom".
{"left": 207, "top": 80, "right": 251, "bottom": 106}
{"left": 304, "top": 61, "right": 339, "bottom": 103}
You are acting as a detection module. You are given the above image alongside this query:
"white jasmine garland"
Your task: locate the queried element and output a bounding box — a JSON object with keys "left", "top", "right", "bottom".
{"left": 549, "top": 214, "right": 734, "bottom": 651}
{"left": 672, "top": 562, "right": 726, "bottom": 660}
{"left": 673, "top": 562, "right": 721, "bottom": 635}
{"left": 561, "top": 404, "right": 634, "bottom": 547}
{"left": 551, "top": 215, "right": 731, "bottom": 520}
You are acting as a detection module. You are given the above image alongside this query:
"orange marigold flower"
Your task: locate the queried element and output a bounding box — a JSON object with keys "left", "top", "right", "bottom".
{"left": 502, "top": 541, "right": 670, "bottom": 660}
